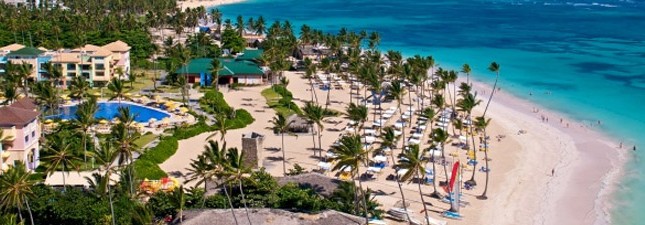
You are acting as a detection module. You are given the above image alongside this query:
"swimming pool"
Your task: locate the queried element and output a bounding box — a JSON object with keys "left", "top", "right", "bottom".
{"left": 51, "top": 102, "right": 170, "bottom": 123}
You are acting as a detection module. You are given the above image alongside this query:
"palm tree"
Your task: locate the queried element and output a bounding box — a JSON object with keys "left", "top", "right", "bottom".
{"left": 0, "top": 130, "right": 15, "bottom": 174}
{"left": 15, "top": 63, "right": 32, "bottom": 98}
{"left": 461, "top": 64, "right": 472, "bottom": 86}
{"left": 73, "top": 97, "right": 98, "bottom": 166}
{"left": 303, "top": 58, "right": 319, "bottom": 103}
{"left": 42, "top": 62, "right": 63, "bottom": 86}
{"left": 202, "top": 140, "right": 239, "bottom": 225}
{"left": 0, "top": 161, "right": 38, "bottom": 225}
{"left": 210, "top": 8, "right": 223, "bottom": 35}
{"left": 388, "top": 80, "right": 406, "bottom": 150}
{"left": 93, "top": 140, "right": 119, "bottom": 225}
{"left": 346, "top": 102, "right": 368, "bottom": 134}
{"left": 475, "top": 116, "right": 492, "bottom": 200}
{"left": 255, "top": 16, "right": 265, "bottom": 35}
{"left": 270, "top": 113, "right": 295, "bottom": 176}
{"left": 431, "top": 128, "right": 451, "bottom": 185}
{"left": 110, "top": 123, "right": 140, "bottom": 196}
{"left": 209, "top": 58, "right": 222, "bottom": 89}
{"left": 107, "top": 78, "right": 130, "bottom": 103}
{"left": 302, "top": 102, "right": 326, "bottom": 157}
{"left": 67, "top": 76, "right": 91, "bottom": 101}
{"left": 32, "top": 82, "right": 59, "bottom": 116}
{"left": 169, "top": 185, "right": 186, "bottom": 223}
{"left": 177, "top": 44, "right": 192, "bottom": 106}
{"left": 186, "top": 153, "right": 212, "bottom": 207}
{"left": 330, "top": 134, "right": 371, "bottom": 224}
{"left": 483, "top": 62, "right": 500, "bottom": 117}
{"left": 41, "top": 142, "right": 80, "bottom": 190}
{"left": 206, "top": 111, "right": 235, "bottom": 143}
{"left": 225, "top": 148, "right": 253, "bottom": 225}
{"left": 128, "top": 73, "right": 137, "bottom": 88}
{"left": 397, "top": 144, "right": 431, "bottom": 225}
{"left": 457, "top": 92, "right": 481, "bottom": 185}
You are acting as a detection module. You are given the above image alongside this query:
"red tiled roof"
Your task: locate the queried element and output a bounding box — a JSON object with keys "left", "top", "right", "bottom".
{"left": 0, "top": 106, "right": 39, "bottom": 127}
{"left": 10, "top": 97, "right": 38, "bottom": 111}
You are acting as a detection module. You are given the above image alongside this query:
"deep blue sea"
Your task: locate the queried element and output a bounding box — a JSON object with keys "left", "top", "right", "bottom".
{"left": 217, "top": 0, "right": 645, "bottom": 223}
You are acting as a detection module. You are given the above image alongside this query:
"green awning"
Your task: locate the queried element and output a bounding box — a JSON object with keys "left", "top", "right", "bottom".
{"left": 176, "top": 58, "right": 264, "bottom": 76}
{"left": 6, "top": 47, "right": 45, "bottom": 57}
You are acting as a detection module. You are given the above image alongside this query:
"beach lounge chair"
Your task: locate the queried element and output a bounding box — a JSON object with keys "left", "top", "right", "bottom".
{"left": 441, "top": 211, "right": 463, "bottom": 220}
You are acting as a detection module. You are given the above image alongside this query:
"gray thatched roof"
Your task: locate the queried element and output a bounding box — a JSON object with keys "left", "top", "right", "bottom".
{"left": 180, "top": 208, "right": 365, "bottom": 225}
{"left": 278, "top": 173, "right": 342, "bottom": 197}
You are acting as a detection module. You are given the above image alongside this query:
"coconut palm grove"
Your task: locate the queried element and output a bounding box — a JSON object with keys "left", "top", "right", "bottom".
{"left": 0, "top": 0, "right": 570, "bottom": 225}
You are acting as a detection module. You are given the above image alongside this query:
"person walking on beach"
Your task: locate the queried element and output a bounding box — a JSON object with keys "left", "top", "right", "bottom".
{"left": 551, "top": 168, "right": 555, "bottom": 177}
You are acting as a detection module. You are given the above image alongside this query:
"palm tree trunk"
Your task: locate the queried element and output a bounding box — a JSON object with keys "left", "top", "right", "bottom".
{"left": 222, "top": 184, "right": 240, "bottom": 225}
{"left": 416, "top": 172, "right": 430, "bottom": 225}
{"left": 325, "top": 80, "right": 331, "bottom": 107}
{"left": 429, "top": 151, "right": 440, "bottom": 196}
{"left": 467, "top": 115, "right": 478, "bottom": 185}
{"left": 317, "top": 125, "right": 323, "bottom": 157}
{"left": 281, "top": 133, "right": 286, "bottom": 176}
{"left": 62, "top": 168, "right": 67, "bottom": 191}
{"left": 482, "top": 73, "right": 499, "bottom": 117}
{"left": 356, "top": 169, "right": 369, "bottom": 224}
{"left": 310, "top": 124, "right": 316, "bottom": 156}
{"left": 202, "top": 182, "right": 208, "bottom": 208}
{"left": 238, "top": 180, "right": 253, "bottom": 225}
{"left": 479, "top": 128, "right": 490, "bottom": 200}
{"left": 17, "top": 203, "right": 23, "bottom": 222}
{"left": 441, "top": 142, "right": 449, "bottom": 183}
{"left": 108, "top": 182, "right": 116, "bottom": 225}
{"left": 129, "top": 158, "right": 135, "bottom": 196}
{"left": 25, "top": 198, "right": 34, "bottom": 225}
{"left": 83, "top": 132, "right": 87, "bottom": 167}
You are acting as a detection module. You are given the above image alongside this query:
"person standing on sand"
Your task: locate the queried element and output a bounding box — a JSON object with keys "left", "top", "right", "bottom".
{"left": 551, "top": 168, "right": 555, "bottom": 177}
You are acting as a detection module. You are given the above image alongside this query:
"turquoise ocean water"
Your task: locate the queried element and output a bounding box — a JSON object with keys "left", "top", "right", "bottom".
{"left": 217, "top": 0, "right": 645, "bottom": 223}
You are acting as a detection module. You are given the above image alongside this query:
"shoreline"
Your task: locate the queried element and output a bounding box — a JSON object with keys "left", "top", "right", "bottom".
{"left": 173, "top": 0, "right": 627, "bottom": 222}
{"left": 177, "top": 0, "right": 247, "bottom": 10}
{"left": 466, "top": 77, "right": 626, "bottom": 224}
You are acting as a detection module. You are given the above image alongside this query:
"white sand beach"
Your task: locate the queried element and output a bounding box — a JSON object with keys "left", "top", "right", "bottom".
{"left": 177, "top": 0, "right": 246, "bottom": 10}
{"left": 159, "top": 69, "right": 625, "bottom": 224}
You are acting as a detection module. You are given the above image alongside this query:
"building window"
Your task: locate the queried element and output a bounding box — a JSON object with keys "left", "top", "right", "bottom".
{"left": 81, "top": 65, "right": 91, "bottom": 70}
{"left": 39, "top": 63, "right": 45, "bottom": 69}
{"left": 24, "top": 135, "right": 29, "bottom": 143}
{"left": 95, "top": 64, "right": 105, "bottom": 70}
{"left": 82, "top": 72, "right": 90, "bottom": 79}
{"left": 67, "top": 72, "right": 76, "bottom": 77}
{"left": 32, "top": 131, "right": 35, "bottom": 137}
{"left": 67, "top": 64, "right": 76, "bottom": 70}
{"left": 96, "top": 72, "right": 105, "bottom": 76}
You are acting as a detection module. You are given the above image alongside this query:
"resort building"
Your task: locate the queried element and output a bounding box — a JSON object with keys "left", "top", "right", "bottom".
{"left": 175, "top": 49, "right": 266, "bottom": 86}
{"left": 0, "top": 40, "right": 131, "bottom": 87}
{"left": 0, "top": 97, "right": 41, "bottom": 172}
{"left": 1, "top": 0, "right": 40, "bottom": 7}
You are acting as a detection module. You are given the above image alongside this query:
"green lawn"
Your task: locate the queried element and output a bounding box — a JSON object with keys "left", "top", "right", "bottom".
{"left": 261, "top": 87, "right": 299, "bottom": 116}
{"left": 134, "top": 133, "right": 158, "bottom": 148}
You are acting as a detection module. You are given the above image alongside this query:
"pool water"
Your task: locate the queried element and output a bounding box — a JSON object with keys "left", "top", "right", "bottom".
{"left": 52, "top": 102, "right": 170, "bottom": 123}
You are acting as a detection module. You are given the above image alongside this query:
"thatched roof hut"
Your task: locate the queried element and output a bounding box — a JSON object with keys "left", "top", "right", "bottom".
{"left": 179, "top": 208, "right": 365, "bottom": 225}
{"left": 278, "top": 173, "right": 342, "bottom": 197}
